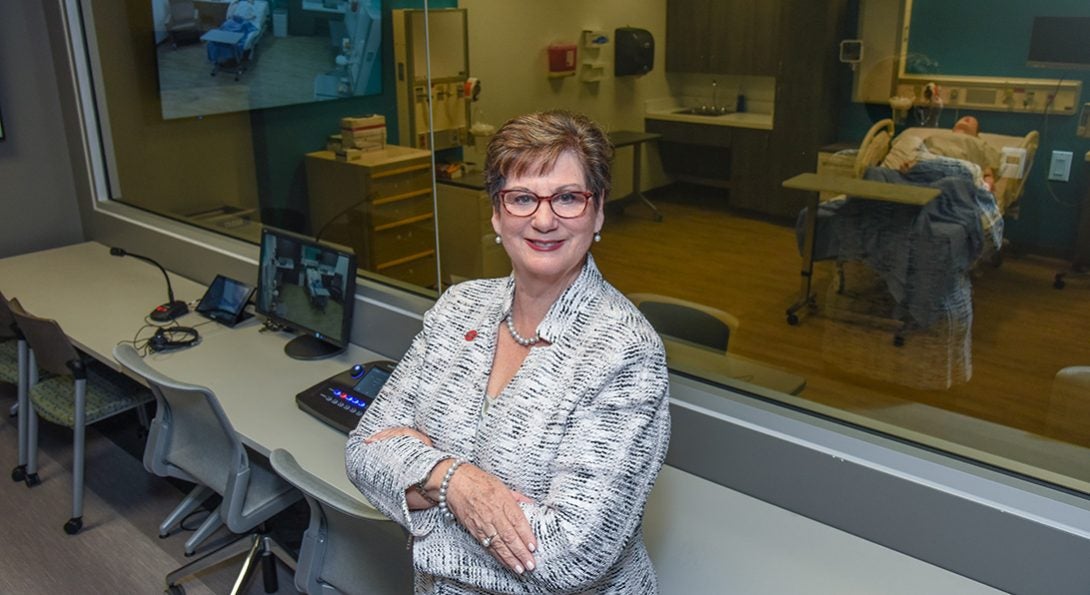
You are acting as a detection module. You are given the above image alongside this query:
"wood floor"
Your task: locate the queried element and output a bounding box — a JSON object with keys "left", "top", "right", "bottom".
{"left": 0, "top": 404, "right": 307, "bottom": 594}
{"left": 592, "top": 185, "right": 1090, "bottom": 493}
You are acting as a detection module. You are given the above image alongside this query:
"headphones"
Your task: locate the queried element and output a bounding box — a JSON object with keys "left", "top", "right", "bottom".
{"left": 148, "top": 326, "right": 200, "bottom": 352}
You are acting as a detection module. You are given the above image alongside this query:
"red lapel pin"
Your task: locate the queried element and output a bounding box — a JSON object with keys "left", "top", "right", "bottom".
{"left": 465, "top": 330, "right": 478, "bottom": 341}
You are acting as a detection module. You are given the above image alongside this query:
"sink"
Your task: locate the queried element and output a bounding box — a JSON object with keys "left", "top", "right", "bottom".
{"left": 674, "top": 107, "right": 734, "bottom": 117}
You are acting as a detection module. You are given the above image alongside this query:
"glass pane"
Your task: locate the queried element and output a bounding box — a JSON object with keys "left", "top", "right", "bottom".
{"left": 91, "top": 0, "right": 439, "bottom": 296}
{"left": 429, "top": 0, "right": 1090, "bottom": 497}
{"left": 80, "top": 0, "right": 1090, "bottom": 496}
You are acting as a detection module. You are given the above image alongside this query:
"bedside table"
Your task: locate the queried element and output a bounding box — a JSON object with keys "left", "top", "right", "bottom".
{"left": 816, "top": 142, "right": 858, "bottom": 202}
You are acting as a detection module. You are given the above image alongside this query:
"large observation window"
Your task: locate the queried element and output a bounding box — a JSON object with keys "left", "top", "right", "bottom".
{"left": 75, "top": 0, "right": 1090, "bottom": 496}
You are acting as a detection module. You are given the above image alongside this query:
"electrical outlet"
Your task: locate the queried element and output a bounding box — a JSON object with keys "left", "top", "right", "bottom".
{"left": 1048, "top": 150, "right": 1073, "bottom": 182}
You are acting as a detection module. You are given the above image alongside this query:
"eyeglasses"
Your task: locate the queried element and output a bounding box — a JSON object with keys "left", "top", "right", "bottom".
{"left": 498, "top": 190, "right": 594, "bottom": 218}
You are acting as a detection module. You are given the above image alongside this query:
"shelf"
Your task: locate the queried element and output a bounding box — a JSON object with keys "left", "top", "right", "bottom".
{"left": 580, "top": 62, "right": 606, "bottom": 83}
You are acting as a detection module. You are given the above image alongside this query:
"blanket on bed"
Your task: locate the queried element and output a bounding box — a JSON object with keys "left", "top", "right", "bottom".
{"left": 797, "top": 159, "right": 1002, "bottom": 329}
{"left": 206, "top": 17, "right": 257, "bottom": 66}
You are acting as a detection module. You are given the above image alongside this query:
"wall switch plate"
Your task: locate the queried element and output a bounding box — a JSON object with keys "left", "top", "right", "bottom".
{"left": 1048, "top": 150, "right": 1073, "bottom": 182}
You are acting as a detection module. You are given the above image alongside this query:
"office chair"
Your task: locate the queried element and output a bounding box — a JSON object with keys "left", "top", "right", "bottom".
{"left": 166, "top": 0, "right": 200, "bottom": 48}
{"left": 1, "top": 291, "right": 33, "bottom": 482}
{"left": 7, "top": 299, "right": 153, "bottom": 534}
{"left": 113, "top": 344, "right": 301, "bottom": 594}
{"left": 269, "top": 449, "right": 413, "bottom": 594}
{"left": 627, "top": 293, "right": 740, "bottom": 353}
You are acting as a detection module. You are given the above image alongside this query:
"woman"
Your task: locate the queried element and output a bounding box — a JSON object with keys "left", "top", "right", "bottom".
{"left": 345, "top": 110, "right": 671, "bottom": 593}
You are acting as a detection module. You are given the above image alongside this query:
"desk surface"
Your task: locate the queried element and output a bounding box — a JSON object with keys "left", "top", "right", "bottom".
{"left": 609, "top": 130, "right": 661, "bottom": 147}
{"left": 0, "top": 242, "right": 384, "bottom": 517}
{"left": 0, "top": 242, "right": 803, "bottom": 516}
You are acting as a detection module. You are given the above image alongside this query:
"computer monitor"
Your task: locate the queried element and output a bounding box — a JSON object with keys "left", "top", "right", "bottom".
{"left": 256, "top": 227, "right": 357, "bottom": 360}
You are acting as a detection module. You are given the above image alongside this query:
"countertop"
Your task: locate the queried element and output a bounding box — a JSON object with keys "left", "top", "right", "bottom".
{"left": 644, "top": 107, "right": 773, "bottom": 130}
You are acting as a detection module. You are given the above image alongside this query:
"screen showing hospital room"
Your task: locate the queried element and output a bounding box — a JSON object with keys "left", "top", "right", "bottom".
{"left": 257, "top": 232, "right": 353, "bottom": 342}
{"left": 150, "top": 0, "right": 382, "bottom": 120}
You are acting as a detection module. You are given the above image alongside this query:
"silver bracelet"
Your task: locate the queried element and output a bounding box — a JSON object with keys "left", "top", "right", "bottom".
{"left": 437, "top": 458, "right": 467, "bottom": 522}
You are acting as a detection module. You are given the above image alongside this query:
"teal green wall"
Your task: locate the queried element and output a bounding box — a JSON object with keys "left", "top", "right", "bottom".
{"left": 252, "top": 0, "right": 458, "bottom": 231}
{"left": 839, "top": 0, "right": 1090, "bottom": 256}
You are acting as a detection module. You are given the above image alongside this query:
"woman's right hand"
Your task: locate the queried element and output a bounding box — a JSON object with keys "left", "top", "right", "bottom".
{"left": 446, "top": 463, "right": 538, "bottom": 575}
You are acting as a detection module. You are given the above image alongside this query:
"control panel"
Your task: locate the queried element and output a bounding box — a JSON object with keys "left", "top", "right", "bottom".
{"left": 296, "top": 360, "right": 397, "bottom": 434}
{"left": 894, "top": 78, "right": 1082, "bottom": 115}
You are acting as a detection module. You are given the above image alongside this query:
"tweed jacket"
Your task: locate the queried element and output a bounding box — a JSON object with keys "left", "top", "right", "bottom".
{"left": 345, "top": 255, "right": 671, "bottom": 594}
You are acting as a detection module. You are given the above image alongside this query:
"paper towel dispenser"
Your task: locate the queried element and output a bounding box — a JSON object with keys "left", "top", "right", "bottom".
{"left": 615, "top": 27, "right": 654, "bottom": 76}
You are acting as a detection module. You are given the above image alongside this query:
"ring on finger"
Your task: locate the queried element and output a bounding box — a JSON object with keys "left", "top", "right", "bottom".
{"left": 480, "top": 532, "right": 498, "bottom": 548}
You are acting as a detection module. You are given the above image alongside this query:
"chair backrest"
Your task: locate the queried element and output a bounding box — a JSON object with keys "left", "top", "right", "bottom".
{"left": 8, "top": 298, "right": 82, "bottom": 377}
{"left": 627, "top": 293, "right": 739, "bottom": 353}
{"left": 113, "top": 343, "right": 297, "bottom": 533}
{"left": 269, "top": 449, "right": 412, "bottom": 594}
{"left": 0, "top": 290, "right": 18, "bottom": 340}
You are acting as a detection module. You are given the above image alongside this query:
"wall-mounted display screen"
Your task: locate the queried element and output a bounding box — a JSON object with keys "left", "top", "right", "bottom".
{"left": 1027, "top": 16, "right": 1090, "bottom": 69}
{"left": 150, "top": 0, "right": 382, "bottom": 120}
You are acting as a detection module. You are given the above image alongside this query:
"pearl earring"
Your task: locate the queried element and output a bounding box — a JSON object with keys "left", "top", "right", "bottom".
{"left": 495, "top": 235, "right": 503, "bottom": 245}
{"left": 593, "top": 232, "right": 601, "bottom": 243}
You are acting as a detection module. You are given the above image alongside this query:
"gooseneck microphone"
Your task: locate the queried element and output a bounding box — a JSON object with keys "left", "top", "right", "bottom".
{"left": 109, "top": 247, "right": 189, "bottom": 322}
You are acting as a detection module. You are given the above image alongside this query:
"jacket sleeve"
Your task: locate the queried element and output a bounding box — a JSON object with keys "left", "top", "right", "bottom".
{"left": 344, "top": 292, "right": 457, "bottom": 537}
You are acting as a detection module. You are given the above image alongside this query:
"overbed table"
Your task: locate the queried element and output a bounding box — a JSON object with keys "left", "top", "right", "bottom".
{"left": 781, "top": 173, "right": 941, "bottom": 326}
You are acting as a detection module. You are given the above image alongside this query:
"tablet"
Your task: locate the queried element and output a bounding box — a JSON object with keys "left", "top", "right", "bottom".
{"left": 196, "top": 275, "right": 254, "bottom": 327}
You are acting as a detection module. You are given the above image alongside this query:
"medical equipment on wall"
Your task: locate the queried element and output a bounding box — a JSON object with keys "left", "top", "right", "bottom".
{"left": 1078, "top": 103, "right": 1090, "bottom": 139}
{"left": 392, "top": 8, "right": 469, "bottom": 151}
{"left": 1000, "top": 147, "right": 1028, "bottom": 179}
{"left": 888, "top": 95, "right": 913, "bottom": 125}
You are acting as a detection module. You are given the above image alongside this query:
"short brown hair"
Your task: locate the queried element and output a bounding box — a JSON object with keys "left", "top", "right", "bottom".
{"left": 484, "top": 110, "right": 613, "bottom": 210}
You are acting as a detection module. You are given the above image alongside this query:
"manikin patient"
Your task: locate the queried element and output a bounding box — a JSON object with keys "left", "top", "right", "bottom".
{"left": 227, "top": 0, "right": 258, "bottom": 22}
{"left": 900, "top": 115, "right": 995, "bottom": 191}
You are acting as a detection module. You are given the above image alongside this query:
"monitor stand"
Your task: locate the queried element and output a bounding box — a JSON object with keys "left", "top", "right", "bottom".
{"left": 284, "top": 334, "right": 345, "bottom": 360}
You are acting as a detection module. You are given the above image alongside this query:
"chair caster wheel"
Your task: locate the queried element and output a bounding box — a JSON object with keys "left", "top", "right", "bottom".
{"left": 64, "top": 516, "right": 83, "bottom": 535}
{"left": 786, "top": 313, "right": 799, "bottom": 326}
{"left": 893, "top": 335, "right": 905, "bottom": 347}
{"left": 166, "top": 584, "right": 185, "bottom": 595}
{"left": 25, "top": 472, "right": 41, "bottom": 487}
{"left": 11, "top": 465, "right": 26, "bottom": 482}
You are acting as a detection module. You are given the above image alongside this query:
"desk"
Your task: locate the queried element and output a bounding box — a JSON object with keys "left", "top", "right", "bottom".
{"left": 781, "top": 173, "right": 940, "bottom": 325}
{"left": 661, "top": 338, "right": 806, "bottom": 395}
{"left": 609, "top": 131, "right": 663, "bottom": 221}
{"left": 0, "top": 242, "right": 384, "bottom": 515}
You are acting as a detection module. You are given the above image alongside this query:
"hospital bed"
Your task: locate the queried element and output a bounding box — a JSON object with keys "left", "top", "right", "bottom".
{"left": 784, "top": 119, "right": 1039, "bottom": 343}
{"left": 202, "top": 0, "right": 270, "bottom": 81}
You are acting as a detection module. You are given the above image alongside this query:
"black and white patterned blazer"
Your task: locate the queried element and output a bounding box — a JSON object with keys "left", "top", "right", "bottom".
{"left": 345, "top": 255, "right": 671, "bottom": 594}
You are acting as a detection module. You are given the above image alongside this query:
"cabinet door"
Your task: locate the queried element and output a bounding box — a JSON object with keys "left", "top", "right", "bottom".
{"left": 730, "top": 128, "right": 771, "bottom": 213}
{"left": 666, "top": 0, "right": 714, "bottom": 73}
{"left": 707, "top": 0, "right": 782, "bottom": 76}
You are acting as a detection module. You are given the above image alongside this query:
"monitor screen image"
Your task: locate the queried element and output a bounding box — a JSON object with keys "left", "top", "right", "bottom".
{"left": 256, "top": 227, "right": 357, "bottom": 359}
{"left": 150, "top": 0, "right": 383, "bottom": 120}
{"left": 1027, "top": 17, "right": 1090, "bottom": 70}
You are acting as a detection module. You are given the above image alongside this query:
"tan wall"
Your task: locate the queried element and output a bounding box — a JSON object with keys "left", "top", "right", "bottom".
{"left": 93, "top": 0, "right": 258, "bottom": 216}
{"left": 457, "top": 0, "right": 673, "bottom": 196}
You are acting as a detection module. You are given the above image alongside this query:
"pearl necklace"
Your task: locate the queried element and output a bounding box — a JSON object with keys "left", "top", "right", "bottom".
{"left": 505, "top": 313, "right": 540, "bottom": 346}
